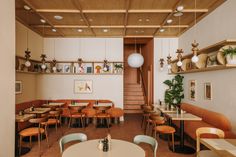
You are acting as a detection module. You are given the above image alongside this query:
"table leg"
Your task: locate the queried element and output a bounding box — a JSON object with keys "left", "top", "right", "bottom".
{"left": 173, "top": 120, "right": 195, "bottom": 154}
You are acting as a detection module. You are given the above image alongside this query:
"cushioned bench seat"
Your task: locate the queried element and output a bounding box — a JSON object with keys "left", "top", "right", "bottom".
{"left": 172, "top": 103, "right": 236, "bottom": 140}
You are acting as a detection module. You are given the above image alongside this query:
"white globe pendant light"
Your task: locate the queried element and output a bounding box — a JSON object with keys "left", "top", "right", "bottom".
{"left": 128, "top": 53, "right": 144, "bottom": 68}
{"left": 127, "top": 39, "right": 144, "bottom": 68}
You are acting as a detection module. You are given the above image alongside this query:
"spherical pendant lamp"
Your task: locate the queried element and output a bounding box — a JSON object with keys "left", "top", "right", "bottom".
{"left": 127, "top": 53, "right": 144, "bottom": 68}
{"left": 127, "top": 39, "right": 144, "bottom": 68}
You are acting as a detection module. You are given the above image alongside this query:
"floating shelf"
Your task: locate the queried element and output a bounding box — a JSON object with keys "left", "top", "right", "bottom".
{"left": 170, "top": 39, "right": 236, "bottom": 74}
{"left": 170, "top": 65, "right": 236, "bottom": 74}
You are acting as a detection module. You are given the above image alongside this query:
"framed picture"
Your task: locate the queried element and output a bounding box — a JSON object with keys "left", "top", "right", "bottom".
{"left": 63, "top": 64, "right": 71, "bottom": 73}
{"left": 15, "top": 81, "right": 22, "bottom": 94}
{"left": 204, "top": 83, "right": 212, "bottom": 100}
{"left": 74, "top": 80, "right": 93, "bottom": 94}
{"left": 189, "top": 80, "right": 196, "bottom": 101}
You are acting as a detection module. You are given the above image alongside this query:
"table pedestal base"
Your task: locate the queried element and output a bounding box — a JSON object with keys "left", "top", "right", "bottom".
{"left": 15, "top": 147, "right": 31, "bottom": 156}
{"left": 173, "top": 145, "right": 195, "bottom": 154}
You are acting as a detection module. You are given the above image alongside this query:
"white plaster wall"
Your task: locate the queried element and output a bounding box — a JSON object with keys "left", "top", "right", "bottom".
{"left": 0, "top": 0, "right": 15, "bottom": 156}
{"left": 179, "top": 0, "right": 236, "bottom": 132}
{"left": 37, "top": 38, "right": 124, "bottom": 108}
{"left": 154, "top": 38, "right": 178, "bottom": 103}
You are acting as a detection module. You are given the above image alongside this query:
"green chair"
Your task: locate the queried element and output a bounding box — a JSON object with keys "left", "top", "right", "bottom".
{"left": 59, "top": 133, "right": 87, "bottom": 153}
{"left": 133, "top": 135, "right": 158, "bottom": 157}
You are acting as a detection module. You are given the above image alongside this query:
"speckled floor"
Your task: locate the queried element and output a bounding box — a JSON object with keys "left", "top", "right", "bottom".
{"left": 19, "top": 114, "right": 195, "bottom": 157}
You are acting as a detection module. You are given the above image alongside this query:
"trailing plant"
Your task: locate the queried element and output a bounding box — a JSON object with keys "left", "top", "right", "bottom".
{"left": 222, "top": 46, "right": 236, "bottom": 58}
{"left": 163, "top": 74, "right": 184, "bottom": 108}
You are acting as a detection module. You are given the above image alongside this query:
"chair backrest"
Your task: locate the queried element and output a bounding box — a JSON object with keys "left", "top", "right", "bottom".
{"left": 196, "top": 127, "right": 225, "bottom": 156}
{"left": 133, "top": 135, "right": 158, "bottom": 157}
{"left": 59, "top": 133, "right": 87, "bottom": 153}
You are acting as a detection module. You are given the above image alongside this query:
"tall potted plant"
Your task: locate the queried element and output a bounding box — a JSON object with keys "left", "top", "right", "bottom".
{"left": 163, "top": 75, "right": 184, "bottom": 110}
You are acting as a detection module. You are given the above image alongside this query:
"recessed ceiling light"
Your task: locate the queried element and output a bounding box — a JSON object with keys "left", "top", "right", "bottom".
{"left": 167, "top": 19, "right": 173, "bottom": 24}
{"left": 80, "top": 18, "right": 84, "bottom": 21}
{"left": 103, "top": 29, "right": 108, "bottom": 33}
{"left": 159, "top": 28, "right": 165, "bottom": 32}
{"left": 23, "top": 5, "right": 31, "bottom": 10}
{"left": 52, "top": 28, "right": 57, "bottom": 32}
{"left": 54, "top": 15, "right": 63, "bottom": 20}
{"left": 89, "top": 19, "right": 93, "bottom": 22}
{"left": 135, "top": 30, "right": 139, "bottom": 33}
{"left": 146, "top": 18, "right": 150, "bottom": 22}
{"left": 77, "top": 29, "right": 83, "bottom": 32}
{"left": 176, "top": 5, "right": 184, "bottom": 12}
{"left": 138, "top": 18, "right": 142, "bottom": 22}
{"left": 140, "top": 30, "right": 144, "bottom": 33}
{"left": 40, "top": 19, "right": 46, "bottom": 23}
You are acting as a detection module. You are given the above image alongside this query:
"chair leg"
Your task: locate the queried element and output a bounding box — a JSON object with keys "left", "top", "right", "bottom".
{"left": 107, "top": 118, "right": 110, "bottom": 129}
{"left": 172, "top": 133, "right": 175, "bottom": 152}
{"left": 19, "top": 136, "right": 22, "bottom": 157}
{"left": 141, "top": 115, "right": 144, "bottom": 128}
{"left": 38, "top": 133, "right": 41, "bottom": 157}
{"left": 45, "top": 126, "right": 49, "bottom": 148}
{"left": 29, "top": 136, "right": 32, "bottom": 147}
{"left": 81, "top": 117, "right": 84, "bottom": 128}
{"left": 145, "top": 121, "right": 149, "bottom": 135}
{"left": 68, "top": 117, "right": 71, "bottom": 128}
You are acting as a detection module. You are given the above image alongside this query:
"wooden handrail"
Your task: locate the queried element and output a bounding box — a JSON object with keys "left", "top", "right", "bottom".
{"left": 139, "top": 68, "right": 148, "bottom": 105}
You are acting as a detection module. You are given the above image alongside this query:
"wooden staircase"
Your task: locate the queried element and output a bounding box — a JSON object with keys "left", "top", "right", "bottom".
{"left": 124, "top": 83, "right": 145, "bottom": 113}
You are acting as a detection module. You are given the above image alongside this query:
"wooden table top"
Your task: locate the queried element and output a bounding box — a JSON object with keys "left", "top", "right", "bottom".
{"left": 154, "top": 104, "right": 177, "bottom": 113}
{"left": 200, "top": 139, "right": 236, "bottom": 157}
{"left": 24, "top": 108, "right": 51, "bottom": 114}
{"left": 42, "top": 102, "right": 65, "bottom": 107}
{"left": 15, "top": 114, "right": 35, "bottom": 122}
{"left": 62, "top": 139, "right": 145, "bottom": 157}
{"left": 166, "top": 113, "right": 202, "bottom": 121}
{"left": 68, "top": 103, "right": 89, "bottom": 107}
{"left": 93, "top": 103, "right": 113, "bottom": 107}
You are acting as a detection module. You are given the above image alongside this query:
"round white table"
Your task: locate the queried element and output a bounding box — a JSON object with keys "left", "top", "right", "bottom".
{"left": 62, "top": 139, "right": 145, "bottom": 157}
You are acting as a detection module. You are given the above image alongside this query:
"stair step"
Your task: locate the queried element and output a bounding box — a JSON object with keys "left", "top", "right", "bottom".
{"left": 125, "top": 100, "right": 145, "bottom": 105}
{"left": 124, "top": 88, "right": 143, "bottom": 92}
{"left": 124, "top": 109, "right": 143, "bottom": 114}
{"left": 125, "top": 84, "right": 142, "bottom": 88}
{"left": 124, "top": 95, "right": 144, "bottom": 101}
{"left": 124, "top": 104, "right": 142, "bottom": 110}
{"left": 124, "top": 91, "right": 143, "bottom": 96}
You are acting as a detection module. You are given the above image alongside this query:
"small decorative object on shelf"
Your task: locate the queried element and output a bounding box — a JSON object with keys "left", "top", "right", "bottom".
{"left": 40, "top": 54, "right": 47, "bottom": 72}
{"left": 221, "top": 45, "right": 236, "bottom": 65}
{"left": 52, "top": 59, "right": 57, "bottom": 73}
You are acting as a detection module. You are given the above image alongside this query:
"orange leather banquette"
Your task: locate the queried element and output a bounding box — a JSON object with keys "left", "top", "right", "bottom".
{"left": 173, "top": 103, "right": 236, "bottom": 139}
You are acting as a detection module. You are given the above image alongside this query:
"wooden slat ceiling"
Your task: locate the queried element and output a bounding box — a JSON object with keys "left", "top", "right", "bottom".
{"left": 15, "top": 0, "right": 226, "bottom": 37}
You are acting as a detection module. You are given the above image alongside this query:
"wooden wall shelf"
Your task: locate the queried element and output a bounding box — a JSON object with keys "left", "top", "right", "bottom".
{"left": 170, "top": 39, "right": 236, "bottom": 74}
{"left": 170, "top": 65, "right": 236, "bottom": 74}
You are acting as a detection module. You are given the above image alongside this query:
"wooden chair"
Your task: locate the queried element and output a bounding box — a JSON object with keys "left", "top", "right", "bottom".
{"left": 134, "top": 135, "right": 158, "bottom": 157}
{"left": 94, "top": 106, "right": 111, "bottom": 129}
{"left": 106, "top": 107, "right": 124, "bottom": 124}
{"left": 19, "top": 117, "right": 49, "bottom": 156}
{"left": 81, "top": 107, "right": 97, "bottom": 125}
{"left": 59, "top": 133, "right": 87, "bottom": 154}
{"left": 68, "top": 106, "right": 86, "bottom": 128}
{"left": 196, "top": 127, "right": 225, "bottom": 157}
{"left": 41, "top": 110, "right": 62, "bottom": 136}
{"left": 141, "top": 107, "right": 155, "bottom": 129}
{"left": 145, "top": 113, "right": 162, "bottom": 135}
{"left": 152, "top": 117, "right": 175, "bottom": 152}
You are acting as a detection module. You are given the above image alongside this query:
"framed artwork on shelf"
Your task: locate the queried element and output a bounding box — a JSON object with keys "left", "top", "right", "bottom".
{"left": 63, "top": 64, "right": 71, "bottom": 73}
{"left": 206, "top": 52, "right": 218, "bottom": 67}
{"left": 76, "top": 63, "right": 85, "bottom": 74}
{"left": 189, "top": 80, "right": 196, "bottom": 101}
{"left": 94, "top": 63, "right": 103, "bottom": 74}
{"left": 56, "top": 64, "right": 63, "bottom": 73}
{"left": 15, "top": 81, "right": 22, "bottom": 94}
{"left": 113, "top": 63, "right": 123, "bottom": 74}
{"left": 74, "top": 80, "right": 93, "bottom": 94}
{"left": 204, "top": 82, "right": 212, "bottom": 100}
{"left": 85, "top": 63, "right": 93, "bottom": 74}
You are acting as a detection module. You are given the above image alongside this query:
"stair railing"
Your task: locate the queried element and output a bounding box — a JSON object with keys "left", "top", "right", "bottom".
{"left": 139, "top": 68, "right": 148, "bottom": 106}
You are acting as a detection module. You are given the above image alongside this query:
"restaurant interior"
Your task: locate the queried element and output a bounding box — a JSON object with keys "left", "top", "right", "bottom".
{"left": 1, "top": 0, "right": 236, "bottom": 157}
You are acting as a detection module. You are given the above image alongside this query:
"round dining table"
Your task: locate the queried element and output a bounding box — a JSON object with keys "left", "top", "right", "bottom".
{"left": 62, "top": 139, "right": 145, "bottom": 157}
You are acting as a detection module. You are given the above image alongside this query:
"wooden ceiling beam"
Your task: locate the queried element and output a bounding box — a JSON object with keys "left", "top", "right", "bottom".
{"left": 123, "top": 0, "right": 131, "bottom": 36}
{"left": 16, "top": 17, "right": 43, "bottom": 36}
{"left": 71, "top": 0, "right": 96, "bottom": 36}
{"left": 35, "top": 9, "right": 208, "bottom": 14}
{"left": 153, "top": 0, "right": 182, "bottom": 36}
{"left": 23, "top": 0, "right": 65, "bottom": 37}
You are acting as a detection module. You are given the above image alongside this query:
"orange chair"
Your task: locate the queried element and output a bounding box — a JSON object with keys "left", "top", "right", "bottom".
{"left": 94, "top": 106, "right": 111, "bottom": 129}
{"left": 81, "top": 107, "right": 97, "bottom": 125}
{"left": 152, "top": 117, "right": 176, "bottom": 152}
{"left": 106, "top": 107, "right": 124, "bottom": 124}
{"left": 68, "top": 106, "right": 86, "bottom": 128}
{"left": 19, "top": 117, "right": 49, "bottom": 156}
{"left": 41, "top": 110, "right": 62, "bottom": 134}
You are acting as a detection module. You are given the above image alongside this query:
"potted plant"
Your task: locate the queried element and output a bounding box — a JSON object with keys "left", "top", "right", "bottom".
{"left": 114, "top": 63, "right": 123, "bottom": 73}
{"left": 222, "top": 46, "right": 236, "bottom": 65}
{"left": 163, "top": 75, "right": 184, "bottom": 111}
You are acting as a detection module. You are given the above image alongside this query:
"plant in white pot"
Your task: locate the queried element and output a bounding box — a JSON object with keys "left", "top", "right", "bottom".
{"left": 222, "top": 46, "right": 236, "bottom": 65}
